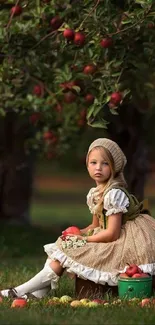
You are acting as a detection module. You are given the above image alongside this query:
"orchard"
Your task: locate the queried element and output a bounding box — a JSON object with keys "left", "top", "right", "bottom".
{"left": 0, "top": 0, "right": 155, "bottom": 167}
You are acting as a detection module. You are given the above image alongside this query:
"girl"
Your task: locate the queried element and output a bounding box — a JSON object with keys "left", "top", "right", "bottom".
{"left": 1, "top": 138, "right": 155, "bottom": 299}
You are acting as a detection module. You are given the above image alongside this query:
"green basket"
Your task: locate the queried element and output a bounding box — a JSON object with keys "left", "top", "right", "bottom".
{"left": 118, "top": 276, "right": 152, "bottom": 299}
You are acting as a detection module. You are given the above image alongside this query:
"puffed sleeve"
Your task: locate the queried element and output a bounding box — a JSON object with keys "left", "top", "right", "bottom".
{"left": 86, "top": 187, "right": 96, "bottom": 214}
{"left": 104, "top": 189, "right": 129, "bottom": 216}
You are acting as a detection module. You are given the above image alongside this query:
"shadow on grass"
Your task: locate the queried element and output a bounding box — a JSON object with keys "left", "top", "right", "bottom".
{"left": 0, "top": 224, "right": 63, "bottom": 259}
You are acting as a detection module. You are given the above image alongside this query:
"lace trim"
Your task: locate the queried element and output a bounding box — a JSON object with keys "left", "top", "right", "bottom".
{"left": 105, "top": 207, "right": 128, "bottom": 216}
{"left": 44, "top": 243, "right": 155, "bottom": 285}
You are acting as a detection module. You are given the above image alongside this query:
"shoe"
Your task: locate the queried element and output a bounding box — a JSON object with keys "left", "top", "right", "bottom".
{"left": 0, "top": 288, "right": 18, "bottom": 298}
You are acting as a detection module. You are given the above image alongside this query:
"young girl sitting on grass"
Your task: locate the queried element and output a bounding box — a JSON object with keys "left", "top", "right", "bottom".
{"left": 1, "top": 138, "right": 155, "bottom": 299}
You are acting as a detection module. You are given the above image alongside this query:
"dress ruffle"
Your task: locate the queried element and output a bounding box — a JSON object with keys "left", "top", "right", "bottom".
{"left": 44, "top": 240, "right": 155, "bottom": 286}
{"left": 44, "top": 243, "right": 119, "bottom": 286}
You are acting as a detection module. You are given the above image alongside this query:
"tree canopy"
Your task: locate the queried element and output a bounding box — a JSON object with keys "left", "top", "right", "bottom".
{"left": 0, "top": 0, "right": 155, "bottom": 158}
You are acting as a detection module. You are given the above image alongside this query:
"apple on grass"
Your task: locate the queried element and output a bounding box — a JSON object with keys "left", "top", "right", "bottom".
{"left": 70, "top": 300, "right": 83, "bottom": 307}
{"left": 59, "top": 295, "right": 72, "bottom": 303}
{"left": 92, "top": 299, "right": 107, "bottom": 304}
{"left": 11, "top": 298, "right": 27, "bottom": 308}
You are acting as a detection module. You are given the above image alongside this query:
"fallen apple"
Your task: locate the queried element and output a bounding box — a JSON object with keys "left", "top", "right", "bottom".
{"left": 59, "top": 295, "right": 72, "bottom": 303}
{"left": 11, "top": 298, "right": 27, "bottom": 308}
{"left": 92, "top": 299, "right": 106, "bottom": 304}
{"left": 141, "top": 298, "right": 151, "bottom": 307}
{"left": 70, "top": 300, "right": 83, "bottom": 307}
{"left": 87, "top": 301, "right": 98, "bottom": 307}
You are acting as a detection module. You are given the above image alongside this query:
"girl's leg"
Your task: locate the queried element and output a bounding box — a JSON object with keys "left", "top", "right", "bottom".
{"left": 1, "top": 259, "right": 64, "bottom": 298}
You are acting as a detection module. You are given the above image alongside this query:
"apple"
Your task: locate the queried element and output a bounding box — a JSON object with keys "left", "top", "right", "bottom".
{"left": 140, "top": 273, "right": 150, "bottom": 277}
{"left": 64, "top": 91, "right": 76, "bottom": 103}
{"left": 141, "top": 298, "right": 151, "bottom": 307}
{"left": 29, "top": 112, "right": 41, "bottom": 124}
{"left": 74, "top": 32, "right": 85, "bottom": 46}
{"left": 87, "top": 301, "right": 98, "bottom": 307}
{"left": 132, "top": 273, "right": 143, "bottom": 278}
{"left": 50, "top": 16, "right": 62, "bottom": 30}
{"left": 126, "top": 264, "right": 142, "bottom": 277}
{"left": 48, "top": 297, "right": 60, "bottom": 305}
{"left": 119, "top": 272, "right": 129, "bottom": 278}
{"left": 110, "top": 92, "right": 122, "bottom": 105}
{"left": 10, "top": 5, "right": 22, "bottom": 16}
{"left": 62, "top": 226, "right": 81, "bottom": 237}
{"left": 33, "top": 85, "right": 43, "bottom": 97}
{"left": 80, "top": 298, "right": 90, "bottom": 305}
{"left": 147, "top": 23, "right": 155, "bottom": 29}
{"left": 43, "top": 131, "right": 57, "bottom": 143}
{"left": 83, "top": 64, "right": 96, "bottom": 75}
{"left": 132, "top": 273, "right": 149, "bottom": 278}
{"left": 100, "top": 38, "right": 113, "bottom": 48}
{"left": 11, "top": 298, "right": 27, "bottom": 308}
{"left": 92, "top": 299, "right": 106, "bottom": 304}
{"left": 70, "top": 300, "right": 82, "bottom": 307}
{"left": 63, "top": 29, "right": 75, "bottom": 41}
{"left": 85, "top": 94, "right": 95, "bottom": 105}
{"left": 59, "top": 295, "right": 72, "bottom": 303}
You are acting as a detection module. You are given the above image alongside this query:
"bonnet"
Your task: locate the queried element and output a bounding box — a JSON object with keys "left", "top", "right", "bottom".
{"left": 87, "top": 138, "right": 127, "bottom": 173}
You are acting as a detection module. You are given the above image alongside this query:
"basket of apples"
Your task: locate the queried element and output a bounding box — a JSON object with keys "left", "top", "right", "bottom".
{"left": 118, "top": 264, "right": 152, "bottom": 299}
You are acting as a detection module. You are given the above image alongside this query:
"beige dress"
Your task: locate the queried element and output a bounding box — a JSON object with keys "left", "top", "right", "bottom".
{"left": 44, "top": 187, "right": 155, "bottom": 286}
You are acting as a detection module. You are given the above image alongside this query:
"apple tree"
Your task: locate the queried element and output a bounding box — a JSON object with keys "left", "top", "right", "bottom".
{"left": 0, "top": 0, "right": 155, "bottom": 204}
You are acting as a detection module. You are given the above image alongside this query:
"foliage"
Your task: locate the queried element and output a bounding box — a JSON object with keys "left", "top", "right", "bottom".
{"left": 0, "top": 0, "right": 155, "bottom": 156}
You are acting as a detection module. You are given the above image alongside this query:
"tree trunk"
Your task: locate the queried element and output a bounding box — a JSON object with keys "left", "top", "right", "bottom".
{"left": 0, "top": 112, "right": 36, "bottom": 224}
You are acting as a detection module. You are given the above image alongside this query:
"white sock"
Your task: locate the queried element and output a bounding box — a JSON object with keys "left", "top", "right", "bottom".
{"left": 31, "top": 286, "right": 51, "bottom": 298}
{"left": 1, "top": 265, "right": 59, "bottom": 298}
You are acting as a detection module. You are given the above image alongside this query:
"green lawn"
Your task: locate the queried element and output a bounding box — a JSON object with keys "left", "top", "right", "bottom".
{"left": 0, "top": 225, "right": 155, "bottom": 325}
{"left": 0, "top": 196, "right": 155, "bottom": 324}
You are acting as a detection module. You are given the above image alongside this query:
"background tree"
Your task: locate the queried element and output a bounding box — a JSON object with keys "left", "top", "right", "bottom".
{"left": 0, "top": 0, "right": 155, "bottom": 219}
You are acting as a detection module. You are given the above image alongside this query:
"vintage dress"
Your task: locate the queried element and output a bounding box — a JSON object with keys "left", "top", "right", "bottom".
{"left": 44, "top": 186, "right": 155, "bottom": 286}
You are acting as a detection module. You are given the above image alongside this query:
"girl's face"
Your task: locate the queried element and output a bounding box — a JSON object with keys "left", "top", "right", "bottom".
{"left": 87, "top": 147, "right": 111, "bottom": 185}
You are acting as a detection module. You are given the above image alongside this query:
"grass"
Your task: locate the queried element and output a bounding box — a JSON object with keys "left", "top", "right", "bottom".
{"left": 0, "top": 168, "right": 155, "bottom": 325}
{"left": 1, "top": 225, "right": 155, "bottom": 325}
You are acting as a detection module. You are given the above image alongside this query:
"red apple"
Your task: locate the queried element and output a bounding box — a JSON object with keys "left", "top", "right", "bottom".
{"left": 50, "top": 16, "right": 62, "bottom": 30}
{"left": 74, "top": 32, "right": 85, "bottom": 46}
{"left": 119, "top": 273, "right": 129, "bottom": 278}
{"left": 126, "top": 264, "right": 140, "bottom": 277}
{"left": 29, "top": 112, "right": 41, "bottom": 124}
{"left": 141, "top": 298, "right": 151, "bottom": 307}
{"left": 132, "top": 273, "right": 143, "bottom": 278}
{"left": 62, "top": 226, "right": 81, "bottom": 237}
{"left": 64, "top": 91, "right": 76, "bottom": 103}
{"left": 139, "top": 273, "right": 150, "bottom": 278}
{"left": 10, "top": 5, "right": 22, "bottom": 16}
{"left": 85, "top": 94, "right": 95, "bottom": 105}
{"left": 110, "top": 92, "right": 122, "bottom": 105}
{"left": 100, "top": 38, "right": 113, "bottom": 48}
{"left": 83, "top": 64, "right": 96, "bottom": 75}
{"left": 11, "top": 298, "right": 27, "bottom": 308}
{"left": 33, "top": 85, "right": 43, "bottom": 97}
{"left": 63, "top": 29, "right": 75, "bottom": 41}
{"left": 43, "top": 131, "right": 57, "bottom": 143}
{"left": 92, "top": 299, "right": 107, "bottom": 304}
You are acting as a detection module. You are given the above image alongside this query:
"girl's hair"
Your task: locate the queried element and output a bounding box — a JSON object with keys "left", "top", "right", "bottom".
{"left": 87, "top": 146, "right": 127, "bottom": 217}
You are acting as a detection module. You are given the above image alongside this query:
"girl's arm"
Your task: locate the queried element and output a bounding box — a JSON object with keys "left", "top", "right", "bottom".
{"left": 80, "top": 214, "right": 99, "bottom": 234}
{"left": 86, "top": 213, "right": 122, "bottom": 242}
